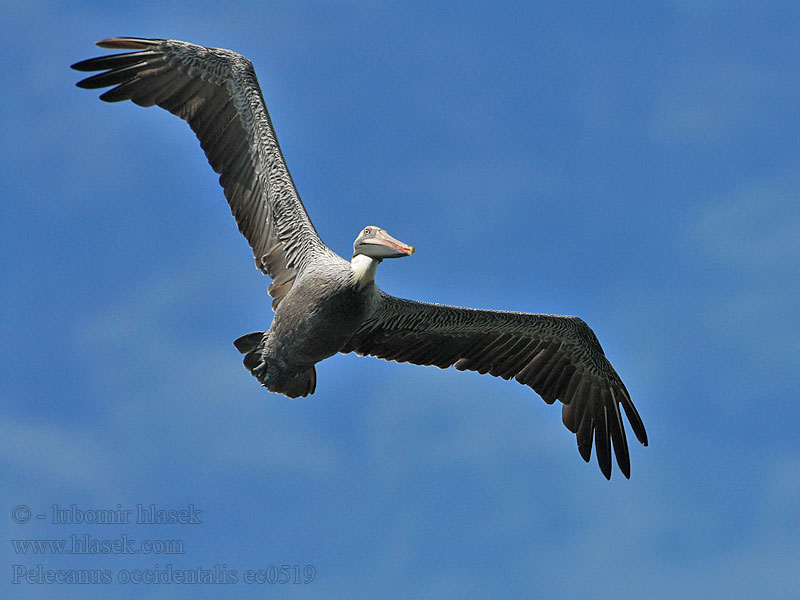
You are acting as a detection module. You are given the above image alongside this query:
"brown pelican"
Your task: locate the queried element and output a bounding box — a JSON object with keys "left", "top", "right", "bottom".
{"left": 72, "top": 37, "right": 647, "bottom": 479}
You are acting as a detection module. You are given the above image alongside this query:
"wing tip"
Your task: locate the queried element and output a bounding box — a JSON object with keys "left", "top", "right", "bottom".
{"left": 95, "top": 37, "right": 165, "bottom": 50}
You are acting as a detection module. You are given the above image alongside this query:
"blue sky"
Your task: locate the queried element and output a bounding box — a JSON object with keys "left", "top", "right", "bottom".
{"left": 3, "top": 1, "right": 800, "bottom": 598}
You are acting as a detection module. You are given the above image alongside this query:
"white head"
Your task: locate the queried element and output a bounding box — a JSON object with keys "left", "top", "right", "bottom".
{"left": 351, "top": 226, "right": 414, "bottom": 287}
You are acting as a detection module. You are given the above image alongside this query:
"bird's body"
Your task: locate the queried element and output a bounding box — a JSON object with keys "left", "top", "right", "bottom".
{"left": 238, "top": 256, "right": 376, "bottom": 397}
{"left": 73, "top": 37, "right": 648, "bottom": 478}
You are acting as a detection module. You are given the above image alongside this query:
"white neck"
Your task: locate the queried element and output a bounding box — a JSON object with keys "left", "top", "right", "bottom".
{"left": 350, "top": 254, "right": 379, "bottom": 288}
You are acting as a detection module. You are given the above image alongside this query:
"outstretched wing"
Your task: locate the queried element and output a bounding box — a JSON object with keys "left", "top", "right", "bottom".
{"left": 72, "top": 37, "right": 331, "bottom": 307}
{"left": 342, "top": 290, "right": 648, "bottom": 479}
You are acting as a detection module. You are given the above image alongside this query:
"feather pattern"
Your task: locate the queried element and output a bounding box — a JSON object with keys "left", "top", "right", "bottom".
{"left": 72, "top": 37, "right": 333, "bottom": 307}
{"left": 342, "top": 289, "right": 648, "bottom": 479}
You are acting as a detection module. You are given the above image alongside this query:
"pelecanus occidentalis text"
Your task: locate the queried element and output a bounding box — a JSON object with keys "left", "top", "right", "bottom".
{"left": 72, "top": 37, "right": 647, "bottom": 479}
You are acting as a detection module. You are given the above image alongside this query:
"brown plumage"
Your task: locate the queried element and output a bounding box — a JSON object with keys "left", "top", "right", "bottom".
{"left": 73, "top": 37, "right": 648, "bottom": 479}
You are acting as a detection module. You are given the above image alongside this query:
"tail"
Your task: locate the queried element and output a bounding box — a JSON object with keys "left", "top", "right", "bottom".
{"left": 233, "top": 332, "right": 317, "bottom": 398}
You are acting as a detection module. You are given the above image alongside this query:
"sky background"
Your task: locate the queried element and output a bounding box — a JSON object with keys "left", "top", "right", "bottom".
{"left": 3, "top": 1, "right": 799, "bottom": 598}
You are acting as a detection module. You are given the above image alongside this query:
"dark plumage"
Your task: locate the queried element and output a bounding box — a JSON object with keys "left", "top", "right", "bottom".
{"left": 73, "top": 37, "right": 648, "bottom": 479}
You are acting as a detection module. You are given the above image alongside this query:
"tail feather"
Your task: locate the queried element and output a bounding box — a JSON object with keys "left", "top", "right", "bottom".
{"left": 233, "top": 332, "right": 263, "bottom": 354}
{"left": 232, "top": 332, "right": 317, "bottom": 398}
{"left": 277, "top": 367, "right": 317, "bottom": 398}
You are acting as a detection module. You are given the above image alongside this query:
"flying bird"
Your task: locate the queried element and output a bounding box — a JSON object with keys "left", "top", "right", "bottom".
{"left": 72, "top": 37, "right": 647, "bottom": 479}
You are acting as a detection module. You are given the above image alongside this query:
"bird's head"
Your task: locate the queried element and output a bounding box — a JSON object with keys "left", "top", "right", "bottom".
{"left": 352, "top": 226, "right": 414, "bottom": 260}
{"left": 351, "top": 226, "right": 414, "bottom": 288}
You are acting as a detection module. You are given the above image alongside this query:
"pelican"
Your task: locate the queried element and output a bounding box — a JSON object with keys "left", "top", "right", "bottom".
{"left": 72, "top": 37, "right": 647, "bottom": 479}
